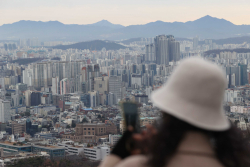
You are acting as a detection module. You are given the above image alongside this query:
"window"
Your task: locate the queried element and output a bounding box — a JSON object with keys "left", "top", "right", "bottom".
{"left": 84, "top": 132, "right": 86, "bottom": 135}
{"left": 88, "top": 132, "right": 90, "bottom": 135}
{"left": 84, "top": 128, "right": 86, "bottom": 130}
{"left": 88, "top": 128, "right": 90, "bottom": 130}
{"left": 92, "top": 128, "right": 94, "bottom": 130}
{"left": 93, "top": 132, "right": 94, "bottom": 135}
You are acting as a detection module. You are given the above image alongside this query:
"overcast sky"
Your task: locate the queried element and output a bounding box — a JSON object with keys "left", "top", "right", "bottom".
{"left": 1, "top": 0, "right": 250, "bottom": 26}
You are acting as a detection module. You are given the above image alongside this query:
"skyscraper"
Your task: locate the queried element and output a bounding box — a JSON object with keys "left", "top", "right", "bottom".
{"left": 109, "top": 76, "right": 122, "bottom": 104}
{"left": 145, "top": 44, "right": 155, "bottom": 62}
{"left": 170, "top": 40, "right": 180, "bottom": 62}
{"left": 155, "top": 35, "right": 169, "bottom": 65}
{"left": 239, "top": 64, "right": 248, "bottom": 86}
{"left": 0, "top": 100, "right": 11, "bottom": 123}
{"left": 154, "top": 35, "right": 180, "bottom": 65}
{"left": 32, "top": 62, "right": 53, "bottom": 89}
{"left": 193, "top": 36, "right": 199, "bottom": 49}
{"left": 226, "top": 66, "right": 240, "bottom": 87}
{"left": 52, "top": 77, "right": 60, "bottom": 95}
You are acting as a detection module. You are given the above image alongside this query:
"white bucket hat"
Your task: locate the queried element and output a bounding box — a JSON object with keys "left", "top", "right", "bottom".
{"left": 151, "top": 57, "right": 230, "bottom": 131}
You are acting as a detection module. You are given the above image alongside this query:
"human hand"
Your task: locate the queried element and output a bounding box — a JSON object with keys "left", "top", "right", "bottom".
{"left": 111, "top": 126, "right": 134, "bottom": 159}
{"left": 131, "top": 124, "right": 158, "bottom": 155}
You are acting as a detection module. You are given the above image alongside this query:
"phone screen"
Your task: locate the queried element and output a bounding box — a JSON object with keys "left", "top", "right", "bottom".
{"left": 122, "top": 102, "right": 140, "bottom": 133}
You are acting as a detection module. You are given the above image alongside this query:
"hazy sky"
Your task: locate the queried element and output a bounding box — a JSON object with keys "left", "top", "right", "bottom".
{"left": 1, "top": 0, "right": 250, "bottom": 26}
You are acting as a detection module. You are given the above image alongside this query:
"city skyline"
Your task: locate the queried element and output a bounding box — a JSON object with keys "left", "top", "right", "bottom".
{"left": 1, "top": 0, "right": 250, "bottom": 26}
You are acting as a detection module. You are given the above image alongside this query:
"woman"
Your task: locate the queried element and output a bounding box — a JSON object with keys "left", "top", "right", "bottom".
{"left": 99, "top": 57, "right": 250, "bottom": 167}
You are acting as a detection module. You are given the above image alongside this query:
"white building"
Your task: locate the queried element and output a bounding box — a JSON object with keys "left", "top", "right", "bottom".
{"left": 0, "top": 100, "right": 11, "bottom": 123}
{"left": 89, "top": 91, "right": 99, "bottom": 107}
{"left": 237, "top": 117, "right": 248, "bottom": 130}
{"left": 146, "top": 87, "right": 152, "bottom": 99}
{"left": 230, "top": 106, "right": 244, "bottom": 113}
{"left": 58, "top": 141, "right": 110, "bottom": 160}
{"left": 83, "top": 145, "right": 110, "bottom": 161}
{"left": 52, "top": 77, "right": 59, "bottom": 95}
{"left": 224, "top": 89, "right": 243, "bottom": 103}
{"left": 22, "top": 68, "right": 33, "bottom": 87}
{"left": 109, "top": 134, "right": 121, "bottom": 145}
{"left": 58, "top": 141, "right": 84, "bottom": 155}
{"left": 131, "top": 74, "right": 142, "bottom": 87}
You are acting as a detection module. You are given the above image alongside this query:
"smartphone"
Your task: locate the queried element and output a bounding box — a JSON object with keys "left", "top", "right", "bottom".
{"left": 121, "top": 101, "right": 140, "bottom": 133}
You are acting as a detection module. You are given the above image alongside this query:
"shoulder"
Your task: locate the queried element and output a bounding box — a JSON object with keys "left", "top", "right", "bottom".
{"left": 168, "top": 155, "right": 224, "bottom": 167}
{"left": 114, "top": 155, "right": 148, "bottom": 167}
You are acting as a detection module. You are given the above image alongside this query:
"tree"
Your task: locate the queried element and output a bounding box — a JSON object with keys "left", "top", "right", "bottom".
{"left": 72, "top": 122, "right": 76, "bottom": 128}
{"left": 66, "top": 125, "right": 71, "bottom": 129}
{"left": 6, "top": 156, "right": 101, "bottom": 167}
{"left": 81, "top": 118, "right": 88, "bottom": 123}
{"left": 78, "top": 151, "right": 87, "bottom": 160}
{"left": 25, "top": 111, "right": 30, "bottom": 117}
{"left": 42, "top": 124, "right": 53, "bottom": 131}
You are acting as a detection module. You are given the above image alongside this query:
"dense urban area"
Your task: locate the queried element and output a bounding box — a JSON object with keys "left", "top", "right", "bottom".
{"left": 0, "top": 33, "right": 250, "bottom": 167}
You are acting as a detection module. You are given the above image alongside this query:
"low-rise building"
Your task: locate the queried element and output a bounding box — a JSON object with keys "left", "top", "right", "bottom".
{"left": 0, "top": 142, "right": 65, "bottom": 158}
{"left": 57, "top": 141, "right": 84, "bottom": 155}
{"left": 83, "top": 145, "right": 110, "bottom": 161}
{"left": 62, "top": 123, "right": 108, "bottom": 143}
{"left": 109, "top": 134, "right": 121, "bottom": 145}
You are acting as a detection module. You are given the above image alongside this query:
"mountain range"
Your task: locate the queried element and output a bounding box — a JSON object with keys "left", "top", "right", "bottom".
{"left": 1, "top": 15, "right": 250, "bottom": 41}
{"left": 52, "top": 40, "right": 127, "bottom": 50}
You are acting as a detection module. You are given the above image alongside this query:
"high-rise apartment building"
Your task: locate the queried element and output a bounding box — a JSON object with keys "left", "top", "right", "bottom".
{"left": 193, "top": 36, "right": 199, "bottom": 49}
{"left": 155, "top": 35, "right": 169, "bottom": 65}
{"left": 0, "top": 100, "right": 11, "bottom": 123}
{"left": 226, "top": 64, "right": 249, "bottom": 87}
{"left": 145, "top": 44, "right": 155, "bottom": 62}
{"left": 60, "top": 78, "right": 75, "bottom": 95}
{"left": 81, "top": 64, "right": 100, "bottom": 92}
{"left": 94, "top": 76, "right": 109, "bottom": 95}
{"left": 109, "top": 76, "right": 122, "bottom": 104}
{"left": 52, "top": 77, "right": 60, "bottom": 95}
{"left": 89, "top": 91, "right": 99, "bottom": 107}
{"left": 239, "top": 64, "right": 248, "bottom": 86}
{"left": 32, "top": 62, "right": 53, "bottom": 89}
{"left": 154, "top": 35, "right": 180, "bottom": 65}
{"left": 23, "top": 68, "right": 33, "bottom": 87}
{"left": 170, "top": 40, "right": 180, "bottom": 62}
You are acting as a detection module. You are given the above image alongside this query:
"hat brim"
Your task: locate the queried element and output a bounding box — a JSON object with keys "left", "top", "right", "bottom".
{"left": 151, "top": 87, "right": 231, "bottom": 131}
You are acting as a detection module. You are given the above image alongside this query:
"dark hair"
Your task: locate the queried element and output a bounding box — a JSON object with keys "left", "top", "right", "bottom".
{"left": 147, "top": 113, "right": 250, "bottom": 167}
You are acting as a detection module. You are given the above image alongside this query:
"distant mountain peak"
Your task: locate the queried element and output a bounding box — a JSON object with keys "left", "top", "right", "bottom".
{"left": 185, "top": 15, "right": 234, "bottom": 27}
{"left": 97, "top": 20, "right": 111, "bottom": 23}
{"left": 10, "top": 20, "right": 64, "bottom": 26}
{"left": 93, "top": 20, "right": 114, "bottom": 26}
{"left": 203, "top": 15, "right": 214, "bottom": 18}
{"left": 91, "top": 20, "right": 124, "bottom": 29}
{"left": 194, "top": 15, "right": 232, "bottom": 22}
